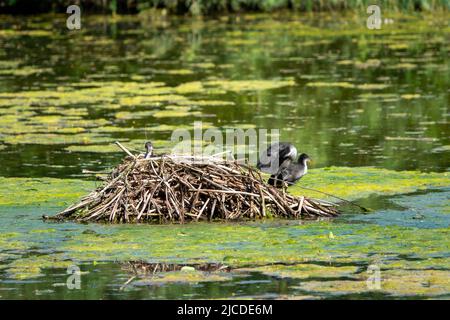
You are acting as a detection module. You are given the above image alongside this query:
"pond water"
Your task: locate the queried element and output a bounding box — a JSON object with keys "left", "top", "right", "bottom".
{"left": 0, "top": 12, "right": 449, "bottom": 299}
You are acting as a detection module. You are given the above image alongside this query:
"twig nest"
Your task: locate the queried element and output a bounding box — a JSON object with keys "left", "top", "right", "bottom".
{"left": 54, "top": 154, "right": 339, "bottom": 223}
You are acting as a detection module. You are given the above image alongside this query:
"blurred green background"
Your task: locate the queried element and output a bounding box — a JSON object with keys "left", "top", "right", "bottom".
{"left": 1, "top": 0, "right": 449, "bottom": 15}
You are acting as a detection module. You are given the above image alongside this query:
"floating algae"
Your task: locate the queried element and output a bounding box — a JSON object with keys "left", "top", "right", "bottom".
{"left": 205, "top": 79, "right": 296, "bottom": 92}
{"left": 306, "top": 82, "right": 389, "bottom": 90}
{"left": 296, "top": 269, "right": 450, "bottom": 297}
{"left": 6, "top": 255, "right": 74, "bottom": 280}
{"left": 0, "top": 232, "right": 28, "bottom": 251}
{"left": 153, "top": 106, "right": 201, "bottom": 118}
{"left": 306, "top": 82, "right": 355, "bottom": 89}
{"left": 235, "top": 263, "right": 359, "bottom": 280}
{"left": 400, "top": 94, "right": 421, "bottom": 100}
{"left": 0, "top": 66, "right": 52, "bottom": 77}
{"left": 290, "top": 167, "right": 449, "bottom": 201}
{"left": 0, "top": 177, "right": 94, "bottom": 206}
{"left": 2, "top": 187, "right": 449, "bottom": 283}
{"left": 2, "top": 133, "right": 114, "bottom": 145}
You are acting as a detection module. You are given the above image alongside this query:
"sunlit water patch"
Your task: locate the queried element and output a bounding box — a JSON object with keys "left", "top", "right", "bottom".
{"left": 345, "top": 188, "right": 450, "bottom": 229}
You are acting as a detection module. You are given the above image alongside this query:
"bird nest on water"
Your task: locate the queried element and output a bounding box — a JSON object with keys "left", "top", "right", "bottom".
{"left": 52, "top": 144, "right": 339, "bottom": 223}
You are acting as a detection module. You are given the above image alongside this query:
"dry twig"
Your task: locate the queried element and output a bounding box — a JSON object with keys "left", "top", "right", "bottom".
{"left": 52, "top": 144, "right": 339, "bottom": 223}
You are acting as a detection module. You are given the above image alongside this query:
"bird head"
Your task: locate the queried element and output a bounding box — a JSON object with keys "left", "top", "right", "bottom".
{"left": 144, "top": 141, "right": 153, "bottom": 157}
{"left": 298, "top": 153, "right": 311, "bottom": 165}
{"left": 145, "top": 141, "right": 153, "bottom": 150}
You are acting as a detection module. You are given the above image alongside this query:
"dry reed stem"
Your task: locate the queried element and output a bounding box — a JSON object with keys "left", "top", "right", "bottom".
{"left": 53, "top": 145, "right": 339, "bottom": 223}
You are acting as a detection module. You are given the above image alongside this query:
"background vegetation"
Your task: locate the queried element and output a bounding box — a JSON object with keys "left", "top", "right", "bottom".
{"left": 0, "top": 0, "right": 449, "bottom": 15}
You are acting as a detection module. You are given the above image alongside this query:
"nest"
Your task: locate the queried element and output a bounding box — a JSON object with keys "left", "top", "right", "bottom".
{"left": 53, "top": 144, "right": 339, "bottom": 223}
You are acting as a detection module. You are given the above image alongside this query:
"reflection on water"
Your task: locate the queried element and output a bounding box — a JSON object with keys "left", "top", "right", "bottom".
{"left": 0, "top": 261, "right": 317, "bottom": 300}
{"left": 2, "top": 255, "right": 449, "bottom": 300}
{"left": 0, "top": 261, "right": 445, "bottom": 300}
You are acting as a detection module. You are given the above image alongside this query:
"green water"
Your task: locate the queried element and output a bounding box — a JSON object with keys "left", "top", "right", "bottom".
{"left": 0, "top": 12, "right": 449, "bottom": 299}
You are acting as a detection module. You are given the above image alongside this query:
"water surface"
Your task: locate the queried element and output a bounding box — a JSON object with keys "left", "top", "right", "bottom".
{"left": 0, "top": 12, "right": 449, "bottom": 299}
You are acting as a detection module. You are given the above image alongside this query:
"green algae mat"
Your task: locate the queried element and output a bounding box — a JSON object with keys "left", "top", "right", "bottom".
{"left": 0, "top": 167, "right": 449, "bottom": 299}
